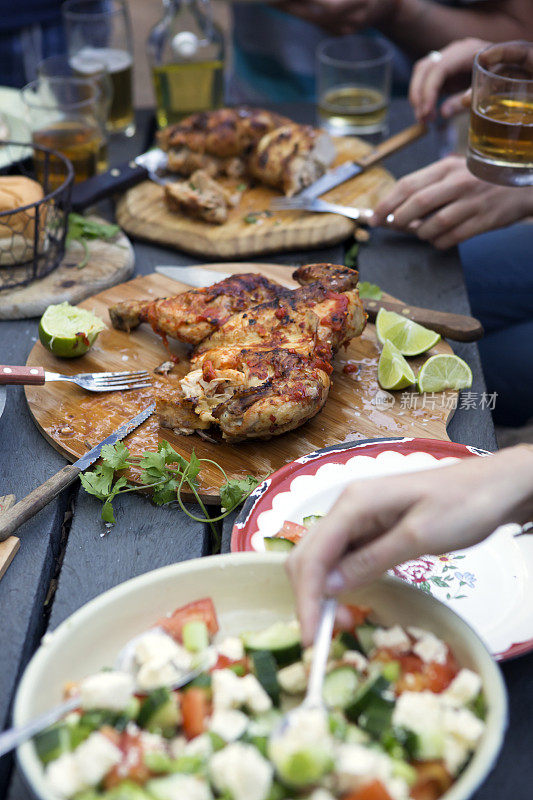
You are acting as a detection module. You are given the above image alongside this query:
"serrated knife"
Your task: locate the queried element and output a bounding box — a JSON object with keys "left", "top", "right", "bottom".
{"left": 0, "top": 404, "right": 154, "bottom": 541}
{"left": 155, "top": 265, "right": 483, "bottom": 342}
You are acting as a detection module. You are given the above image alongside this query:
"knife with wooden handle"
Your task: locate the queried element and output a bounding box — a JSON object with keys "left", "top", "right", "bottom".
{"left": 154, "top": 265, "right": 484, "bottom": 342}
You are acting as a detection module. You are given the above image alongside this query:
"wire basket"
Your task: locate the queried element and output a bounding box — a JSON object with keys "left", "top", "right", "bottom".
{"left": 0, "top": 141, "right": 74, "bottom": 291}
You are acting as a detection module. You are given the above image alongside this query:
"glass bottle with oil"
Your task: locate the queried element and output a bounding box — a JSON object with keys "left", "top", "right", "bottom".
{"left": 147, "top": 0, "right": 225, "bottom": 128}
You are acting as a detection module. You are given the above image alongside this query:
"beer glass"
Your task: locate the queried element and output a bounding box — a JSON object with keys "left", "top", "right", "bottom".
{"left": 63, "top": 0, "right": 135, "bottom": 136}
{"left": 467, "top": 41, "right": 533, "bottom": 186}
{"left": 22, "top": 77, "right": 105, "bottom": 187}
{"left": 317, "top": 35, "right": 392, "bottom": 136}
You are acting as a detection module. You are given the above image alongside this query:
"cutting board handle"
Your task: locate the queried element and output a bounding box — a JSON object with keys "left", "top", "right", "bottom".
{"left": 364, "top": 299, "right": 484, "bottom": 342}
{"left": 0, "top": 464, "right": 81, "bottom": 541}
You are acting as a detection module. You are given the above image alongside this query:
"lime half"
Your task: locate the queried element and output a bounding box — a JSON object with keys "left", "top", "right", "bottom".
{"left": 378, "top": 339, "right": 416, "bottom": 390}
{"left": 376, "top": 308, "right": 441, "bottom": 355}
{"left": 39, "top": 302, "right": 106, "bottom": 358}
{"left": 417, "top": 354, "right": 473, "bottom": 393}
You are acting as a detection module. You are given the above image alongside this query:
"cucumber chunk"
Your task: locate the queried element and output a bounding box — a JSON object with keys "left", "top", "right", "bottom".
{"left": 302, "top": 515, "right": 323, "bottom": 527}
{"left": 242, "top": 621, "right": 302, "bottom": 667}
{"left": 355, "top": 624, "right": 377, "bottom": 656}
{"left": 34, "top": 724, "right": 70, "bottom": 765}
{"left": 323, "top": 666, "right": 360, "bottom": 709}
{"left": 345, "top": 674, "right": 391, "bottom": 724}
{"left": 138, "top": 687, "right": 180, "bottom": 734}
{"left": 252, "top": 650, "right": 281, "bottom": 706}
{"left": 264, "top": 537, "right": 295, "bottom": 553}
{"left": 182, "top": 620, "right": 209, "bottom": 653}
{"left": 381, "top": 660, "right": 401, "bottom": 683}
{"left": 101, "top": 782, "right": 152, "bottom": 800}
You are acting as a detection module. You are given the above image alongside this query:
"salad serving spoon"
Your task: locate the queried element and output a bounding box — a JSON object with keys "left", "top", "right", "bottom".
{"left": 0, "top": 628, "right": 215, "bottom": 758}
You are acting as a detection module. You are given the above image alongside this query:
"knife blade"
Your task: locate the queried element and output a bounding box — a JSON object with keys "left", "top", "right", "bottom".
{"left": 298, "top": 122, "right": 427, "bottom": 201}
{"left": 155, "top": 264, "right": 483, "bottom": 342}
{"left": 71, "top": 148, "right": 169, "bottom": 213}
{"left": 0, "top": 404, "right": 154, "bottom": 541}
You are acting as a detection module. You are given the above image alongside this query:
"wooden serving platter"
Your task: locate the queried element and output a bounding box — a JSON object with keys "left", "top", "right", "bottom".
{"left": 25, "top": 264, "right": 458, "bottom": 502}
{"left": 115, "top": 138, "right": 395, "bottom": 259}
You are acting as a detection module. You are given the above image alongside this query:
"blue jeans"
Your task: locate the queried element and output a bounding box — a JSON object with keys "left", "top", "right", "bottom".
{"left": 459, "top": 223, "right": 533, "bottom": 427}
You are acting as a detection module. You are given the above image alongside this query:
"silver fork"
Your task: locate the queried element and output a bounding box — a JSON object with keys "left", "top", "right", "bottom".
{"left": 0, "top": 365, "right": 151, "bottom": 392}
{"left": 270, "top": 196, "right": 375, "bottom": 222}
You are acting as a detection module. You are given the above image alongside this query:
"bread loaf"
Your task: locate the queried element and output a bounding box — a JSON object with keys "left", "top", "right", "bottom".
{"left": 0, "top": 176, "right": 45, "bottom": 265}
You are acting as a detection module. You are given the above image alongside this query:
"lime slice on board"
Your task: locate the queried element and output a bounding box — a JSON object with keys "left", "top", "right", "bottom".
{"left": 375, "top": 308, "right": 441, "bottom": 355}
{"left": 417, "top": 354, "right": 473, "bottom": 393}
{"left": 378, "top": 339, "right": 416, "bottom": 390}
{"left": 39, "top": 302, "right": 106, "bottom": 358}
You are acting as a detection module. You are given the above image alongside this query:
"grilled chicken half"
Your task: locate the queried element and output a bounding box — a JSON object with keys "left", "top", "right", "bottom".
{"left": 154, "top": 264, "right": 367, "bottom": 442}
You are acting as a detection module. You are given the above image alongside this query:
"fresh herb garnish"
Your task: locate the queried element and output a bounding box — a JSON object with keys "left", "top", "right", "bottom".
{"left": 358, "top": 281, "right": 383, "bottom": 300}
{"left": 344, "top": 241, "right": 359, "bottom": 269}
{"left": 243, "top": 213, "right": 258, "bottom": 224}
{"left": 79, "top": 441, "right": 259, "bottom": 548}
{"left": 66, "top": 213, "right": 121, "bottom": 270}
{"left": 236, "top": 183, "right": 248, "bottom": 192}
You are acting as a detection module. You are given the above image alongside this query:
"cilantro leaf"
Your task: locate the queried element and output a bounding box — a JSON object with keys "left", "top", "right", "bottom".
{"left": 358, "top": 281, "right": 383, "bottom": 300}
{"left": 80, "top": 464, "right": 114, "bottom": 500}
{"left": 344, "top": 242, "right": 359, "bottom": 269}
{"left": 101, "top": 499, "right": 116, "bottom": 524}
{"left": 220, "top": 476, "right": 259, "bottom": 512}
{"left": 152, "top": 478, "right": 180, "bottom": 506}
{"left": 159, "top": 440, "right": 189, "bottom": 470}
{"left": 100, "top": 441, "right": 131, "bottom": 470}
{"left": 184, "top": 451, "right": 202, "bottom": 485}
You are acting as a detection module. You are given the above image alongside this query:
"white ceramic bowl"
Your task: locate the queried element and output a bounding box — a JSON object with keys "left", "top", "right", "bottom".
{"left": 14, "top": 553, "right": 507, "bottom": 800}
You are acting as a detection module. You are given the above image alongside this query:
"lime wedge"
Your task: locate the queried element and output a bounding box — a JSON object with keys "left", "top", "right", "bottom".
{"left": 376, "top": 308, "right": 441, "bottom": 355}
{"left": 417, "top": 354, "right": 473, "bottom": 393}
{"left": 39, "top": 302, "right": 106, "bottom": 358}
{"left": 378, "top": 339, "right": 416, "bottom": 390}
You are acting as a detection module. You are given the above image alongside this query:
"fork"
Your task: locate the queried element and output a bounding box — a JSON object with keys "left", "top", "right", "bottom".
{"left": 0, "top": 366, "right": 151, "bottom": 392}
{"left": 269, "top": 196, "right": 375, "bottom": 222}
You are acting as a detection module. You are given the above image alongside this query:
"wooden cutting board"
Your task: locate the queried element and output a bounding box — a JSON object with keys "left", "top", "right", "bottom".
{"left": 24, "top": 264, "right": 458, "bottom": 503}
{"left": 115, "top": 137, "right": 395, "bottom": 259}
{"left": 0, "top": 217, "right": 134, "bottom": 320}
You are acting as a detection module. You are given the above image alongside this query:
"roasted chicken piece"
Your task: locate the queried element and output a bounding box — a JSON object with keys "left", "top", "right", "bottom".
{"left": 159, "top": 107, "right": 290, "bottom": 178}
{"left": 163, "top": 170, "right": 241, "bottom": 225}
{"left": 108, "top": 273, "right": 287, "bottom": 345}
{"left": 154, "top": 263, "right": 366, "bottom": 441}
{"left": 248, "top": 124, "right": 335, "bottom": 196}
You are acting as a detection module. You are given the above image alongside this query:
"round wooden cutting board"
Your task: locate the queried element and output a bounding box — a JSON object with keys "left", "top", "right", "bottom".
{"left": 24, "top": 264, "right": 458, "bottom": 502}
{"left": 115, "top": 138, "right": 395, "bottom": 259}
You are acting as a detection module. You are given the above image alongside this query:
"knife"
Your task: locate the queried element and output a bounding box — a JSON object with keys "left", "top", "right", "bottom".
{"left": 298, "top": 122, "right": 427, "bottom": 201}
{"left": 155, "top": 265, "right": 483, "bottom": 342}
{"left": 71, "top": 149, "right": 170, "bottom": 213}
{"left": 0, "top": 404, "right": 154, "bottom": 541}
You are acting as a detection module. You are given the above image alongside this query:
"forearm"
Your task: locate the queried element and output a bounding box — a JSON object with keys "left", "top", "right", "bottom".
{"left": 379, "top": 0, "right": 530, "bottom": 59}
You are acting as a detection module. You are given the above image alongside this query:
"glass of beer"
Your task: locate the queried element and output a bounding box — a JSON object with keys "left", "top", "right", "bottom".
{"left": 22, "top": 76, "right": 105, "bottom": 188}
{"left": 317, "top": 35, "right": 392, "bottom": 136}
{"left": 38, "top": 54, "right": 111, "bottom": 171}
{"left": 62, "top": 0, "right": 135, "bottom": 137}
{"left": 467, "top": 41, "right": 533, "bottom": 186}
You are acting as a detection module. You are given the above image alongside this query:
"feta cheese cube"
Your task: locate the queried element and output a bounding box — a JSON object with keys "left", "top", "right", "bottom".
{"left": 169, "top": 735, "right": 187, "bottom": 759}
{"left": 135, "top": 631, "right": 190, "bottom": 667}
{"left": 407, "top": 626, "right": 430, "bottom": 640}
{"left": 413, "top": 633, "right": 448, "bottom": 665}
{"left": 392, "top": 691, "right": 445, "bottom": 759}
{"left": 443, "top": 707, "right": 485, "bottom": 747}
{"left": 373, "top": 626, "right": 411, "bottom": 653}
{"left": 217, "top": 636, "right": 244, "bottom": 661}
{"left": 140, "top": 731, "right": 167, "bottom": 754}
{"left": 74, "top": 731, "right": 122, "bottom": 786}
{"left": 443, "top": 735, "right": 470, "bottom": 775}
{"left": 184, "top": 733, "right": 213, "bottom": 758}
{"left": 210, "top": 742, "right": 273, "bottom": 800}
{"left": 79, "top": 670, "right": 134, "bottom": 712}
{"left": 45, "top": 753, "right": 84, "bottom": 799}
{"left": 209, "top": 709, "right": 249, "bottom": 742}
{"left": 241, "top": 674, "right": 273, "bottom": 713}
{"left": 212, "top": 669, "right": 248, "bottom": 710}
{"left": 147, "top": 774, "right": 213, "bottom": 800}
{"left": 136, "top": 659, "right": 184, "bottom": 692}
{"left": 309, "top": 790, "right": 336, "bottom": 800}
{"left": 443, "top": 668, "right": 482, "bottom": 707}
{"left": 277, "top": 662, "right": 307, "bottom": 694}
{"left": 341, "top": 651, "right": 368, "bottom": 672}
{"left": 334, "top": 743, "right": 392, "bottom": 794}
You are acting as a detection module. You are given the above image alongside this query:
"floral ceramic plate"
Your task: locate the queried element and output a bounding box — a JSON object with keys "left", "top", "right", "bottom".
{"left": 232, "top": 437, "right": 533, "bottom": 661}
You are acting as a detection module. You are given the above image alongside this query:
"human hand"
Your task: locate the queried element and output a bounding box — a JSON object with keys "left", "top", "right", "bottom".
{"left": 409, "top": 38, "right": 489, "bottom": 122}
{"left": 287, "top": 445, "right": 533, "bottom": 644}
{"left": 370, "top": 155, "right": 533, "bottom": 249}
{"left": 272, "top": 0, "right": 396, "bottom": 35}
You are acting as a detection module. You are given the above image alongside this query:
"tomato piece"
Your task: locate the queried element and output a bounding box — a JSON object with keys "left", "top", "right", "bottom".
{"left": 396, "top": 651, "right": 458, "bottom": 694}
{"left": 342, "top": 779, "right": 393, "bottom": 800}
{"left": 211, "top": 654, "right": 249, "bottom": 673}
{"left": 181, "top": 687, "right": 211, "bottom": 739}
{"left": 103, "top": 730, "right": 150, "bottom": 789}
{"left": 275, "top": 520, "right": 307, "bottom": 543}
{"left": 345, "top": 604, "right": 372, "bottom": 627}
{"left": 411, "top": 761, "right": 452, "bottom": 800}
{"left": 159, "top": 598, "right": 219, "bottom": 642}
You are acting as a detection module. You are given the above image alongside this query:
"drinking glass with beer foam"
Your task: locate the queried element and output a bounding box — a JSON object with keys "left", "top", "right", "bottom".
{"left": 467, "top": 41, "right": 533, "bottom": 186}
{"left": 22, "top": 77, "right": 105, "bottom": 189}
{"left": 63, "top": 0, "right": 135, "bottom": 137}
{"left": 317, "top": 34, "right": 392, "bottom": 137}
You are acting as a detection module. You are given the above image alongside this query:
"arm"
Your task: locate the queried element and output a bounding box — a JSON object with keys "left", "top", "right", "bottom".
{"left": 287, "top": 444, "right": 533, "bottom": 644}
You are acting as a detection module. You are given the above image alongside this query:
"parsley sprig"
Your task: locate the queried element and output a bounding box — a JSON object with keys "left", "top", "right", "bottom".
{"left": 79, "top": 440, "right": 259, "bottom": 549}
{"left": 66, "top": 213, "right": 122, "bottom": 269}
